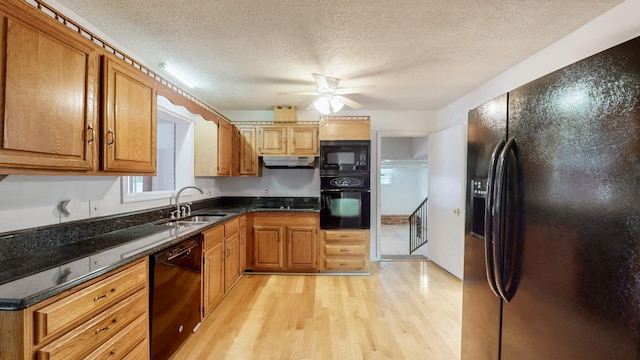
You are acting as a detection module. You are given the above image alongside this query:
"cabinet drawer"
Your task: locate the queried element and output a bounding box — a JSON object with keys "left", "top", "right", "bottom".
{"left": 83, "top": 314, "right": 147, "bottom": 360}
{"left": 34, "top": 260, "right": 147, "bottom": 344}
{"left": 324, "top": 258, "right": 366, "bottom": 271}
{"left": 324, "top": 243, "right": 365, "bottom": 256}
{"left": 225, "top": 217, "right": 239, "bottom": 237}
{"left": 122, "top": 340, "right": 149, "bottom": 360}
{"left": 202, "top": 224, "right": 224, "bottom": 250}
{"left": 323, "top": 230, "right": 366, "bottom": 242}
{"left": 36, "top": 289, "right": 147, "bottom": 360}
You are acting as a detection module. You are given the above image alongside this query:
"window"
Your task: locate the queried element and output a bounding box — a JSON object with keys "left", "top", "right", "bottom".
{"left": 121, "top": 96, "right": 197, "bottom": 203}
{"left": 380, "top": 168, "right": 393, "bottom": 185}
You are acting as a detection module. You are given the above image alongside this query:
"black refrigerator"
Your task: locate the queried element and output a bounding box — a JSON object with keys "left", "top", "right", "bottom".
{"left": 462, "top": 36, "right": 640, "bottom": 359}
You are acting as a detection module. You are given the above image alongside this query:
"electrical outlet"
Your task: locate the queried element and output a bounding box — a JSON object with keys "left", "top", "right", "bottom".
{"left": 265, "top": 188, "right": 269, "bottom": 195}
{"left": 89, "top": 200, "right": 103, "bottom": 217}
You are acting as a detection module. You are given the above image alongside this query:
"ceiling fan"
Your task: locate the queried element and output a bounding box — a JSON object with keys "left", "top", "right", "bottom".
{"left": 278, "top": 73, "right": 375, "bottom": 114}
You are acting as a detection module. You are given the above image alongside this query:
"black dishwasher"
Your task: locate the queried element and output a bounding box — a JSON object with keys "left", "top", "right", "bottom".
{"left": 150, "top": 237, "right": 202, "bottom": 360}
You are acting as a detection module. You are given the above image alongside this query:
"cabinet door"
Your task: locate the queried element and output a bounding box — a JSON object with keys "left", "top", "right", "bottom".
{"left": 0, "top": 14, "right": 97, "bottom": 171}
{"left": 230, "top": 126, "right": 240, "bottom": 176}
{"left": 238, "top": 126, "right": 258, "bottom": 176}
{"left": 253, "top": 225, "right": 284, "bottom": 270}
{"left": 258, "top": 126, "right": 287, "bottom": 155}
{"left": 239, "top": 215, "right": 247, "bottom": 272}
{"left": 203, "top": 241, "right": 224, "bottom": 317}
{"left": 289, "top": 126, "right": 319, "bottom": 155}
{"left": 102, "top": 57, "right": 156, "bottom": 173}
{"left": 217, "top": 121, "right": 232, "bottom": 176}
{"left": 224, "top": 233, "right": 239, "bottom": 292}
{"left": 194, "top": 118, "right": 218, "bottom": 176}
{"left": 287, "top": 226, "right": 317, "bottom": 270}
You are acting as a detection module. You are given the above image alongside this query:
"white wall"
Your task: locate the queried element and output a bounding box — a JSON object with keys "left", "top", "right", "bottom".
{"left": 411, "top": 137, "right": 428, "bottom": 159}
{"left": 381, "top": 138, "right": 413, "bottom": 160}
{"left": 215, "top": 167, "right": 320, "bottom": 197}
{"left": 380, "top": 167, "right": 428, "bottom": 215}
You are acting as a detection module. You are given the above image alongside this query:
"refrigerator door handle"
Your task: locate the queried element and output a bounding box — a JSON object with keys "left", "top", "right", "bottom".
{"left": 493, "top": 137, "right": 517, "bottom": 302}
{"left": 484, "top": 139, "right": 505, "bottom": 298}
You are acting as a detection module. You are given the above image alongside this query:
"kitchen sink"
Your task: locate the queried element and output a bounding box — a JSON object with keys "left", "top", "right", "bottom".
{"left": 159, "top": 220, "right": 209, "bottom": 227}
{"left": 157, "top": 214, "right": 228, "bottom": 226}
{"left": 184, "top": 214, "right": 228, "bottom": 222}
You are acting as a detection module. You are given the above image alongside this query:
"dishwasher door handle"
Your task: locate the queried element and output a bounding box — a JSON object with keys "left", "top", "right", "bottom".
{"left": 167, "top": 248, "right": 192, "bottom": 261}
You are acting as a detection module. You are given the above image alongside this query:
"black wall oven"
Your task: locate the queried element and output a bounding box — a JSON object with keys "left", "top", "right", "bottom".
{"left": 320, "top": 175, "right": 370, "bottom": 229}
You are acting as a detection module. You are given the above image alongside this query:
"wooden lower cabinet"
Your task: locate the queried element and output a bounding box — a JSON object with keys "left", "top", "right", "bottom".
{"left": 319, "top": 230, "right": 370, "bottom": 273}
{"left": 224, "top": 217, "right": 240, "bottom": 292}
{"left": 202, "top": 224, "right": 225, "bottom": 318}
{"left": 239, "top": 215, "right": 247, "bottom": 272}
{"left": 252, "top": 212, "right": 319, "bottom": 272}
{"left": 201, "top": 216, "right": 244, "bottom": 319}
{"left": 0, "top": 258, "right": 149, "bottom": 360}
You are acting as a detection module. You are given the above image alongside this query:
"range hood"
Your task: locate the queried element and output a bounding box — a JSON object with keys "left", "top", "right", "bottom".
{"left": 262, "top": 156, "right": 316, "bottom": 169}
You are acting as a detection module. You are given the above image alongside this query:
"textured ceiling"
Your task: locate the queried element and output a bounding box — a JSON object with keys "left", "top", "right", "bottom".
{"left": 53, "top": 0, "right": 622, "bottom": 113}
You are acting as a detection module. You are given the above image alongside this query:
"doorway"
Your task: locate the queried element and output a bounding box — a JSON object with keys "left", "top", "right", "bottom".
{"left": 378, "top": 136, "right": 429, "bottom": 258}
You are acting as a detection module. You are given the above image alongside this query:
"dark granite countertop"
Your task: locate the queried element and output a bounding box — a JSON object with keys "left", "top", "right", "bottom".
{"left": 0, "top": 196, "right": 318, "bottom": 310}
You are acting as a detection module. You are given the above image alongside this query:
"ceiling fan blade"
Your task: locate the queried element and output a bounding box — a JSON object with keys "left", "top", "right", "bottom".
{"left": 277, "top": 91, "right": 320, "bottom": 95}
{"left": 335, "top": 85, "right": 377, "bottom": 95}
{"left": 335, "top": 95, "right": 362, "bottom": 109}
{"left": 312, "top": 73, "right": 329, "bottom": 90}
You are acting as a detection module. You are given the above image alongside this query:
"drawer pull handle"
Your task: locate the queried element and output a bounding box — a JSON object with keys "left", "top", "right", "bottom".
{"left": 110, "top": 349, "right": 116, "bottom": 355}
{"left": 339, "top": 235, "right": 350, "bottom": 238}
{"left": 340, "top": 263, "right": 349, "bottom": 266}
{"left": 95, "top": 318, "right": 117, "bottom": 335}
{"left": 340, "top": 249, "right": 350, "bottom": 253}
{"left": 94, "top": 288, "right": 116, "bottom": 301}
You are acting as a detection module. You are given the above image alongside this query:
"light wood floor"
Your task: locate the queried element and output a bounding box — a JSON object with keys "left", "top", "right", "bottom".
{"left": 172, "top": 261, "right": 462, "bottom": 360}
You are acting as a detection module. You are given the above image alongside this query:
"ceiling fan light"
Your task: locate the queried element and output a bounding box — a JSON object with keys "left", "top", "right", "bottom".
{"left": 314, "top": 97, "right": 331, "bottom": 114}
{"left": 330, "top": 97, "right": 344, "bottom": 112}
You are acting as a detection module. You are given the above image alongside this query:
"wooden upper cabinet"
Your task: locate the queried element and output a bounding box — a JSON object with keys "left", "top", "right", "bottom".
{"left": 257, "top": 124, "right": 319, "bottom": 156}
{"left": 194, "top": 117, "right": 218, "bottom": 176}
{"left": 319, "top": 118, "right": 371, "bottom": 140}
{"left": 194, "top": 118, "right": 233, "bottom": 177}
{"left": 0, "top": 12, "right": 98, "bottom": 172}
{"left": 257, "top": 126, "right": 287, "bottom": 155}
{"left": 217, "top": 120, "right": 232, "bottom": 176}
{"left": 230, "top": 126, "right": 240, "bottom": 177}
{"left": 238, "top": 126, "right": 259, "bottom": 176}
{"left": 289, "top": 126, "right": 318, "bottom": 155}
{"left": 102, "top": 57, "right": 156, "bottom": 173}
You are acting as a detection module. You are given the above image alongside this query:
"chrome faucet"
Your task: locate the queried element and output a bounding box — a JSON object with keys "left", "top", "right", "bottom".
{"left": 172, "top": 186, "right": 204, "bottom": 219}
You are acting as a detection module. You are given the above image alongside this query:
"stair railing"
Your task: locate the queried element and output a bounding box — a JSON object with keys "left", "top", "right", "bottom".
{"left": 409, "top": 197, "right": 428, "bottom": 254}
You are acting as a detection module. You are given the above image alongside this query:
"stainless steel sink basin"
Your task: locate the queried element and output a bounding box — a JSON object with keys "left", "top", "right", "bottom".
{"left": 185, "top": 215, "right": 228, "bottom": 222}
{"left": 157, "top": 214, "right": 228, "bottom": 226}
{"left": 160, "top": 220, "right": 209, "bottom": 227}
